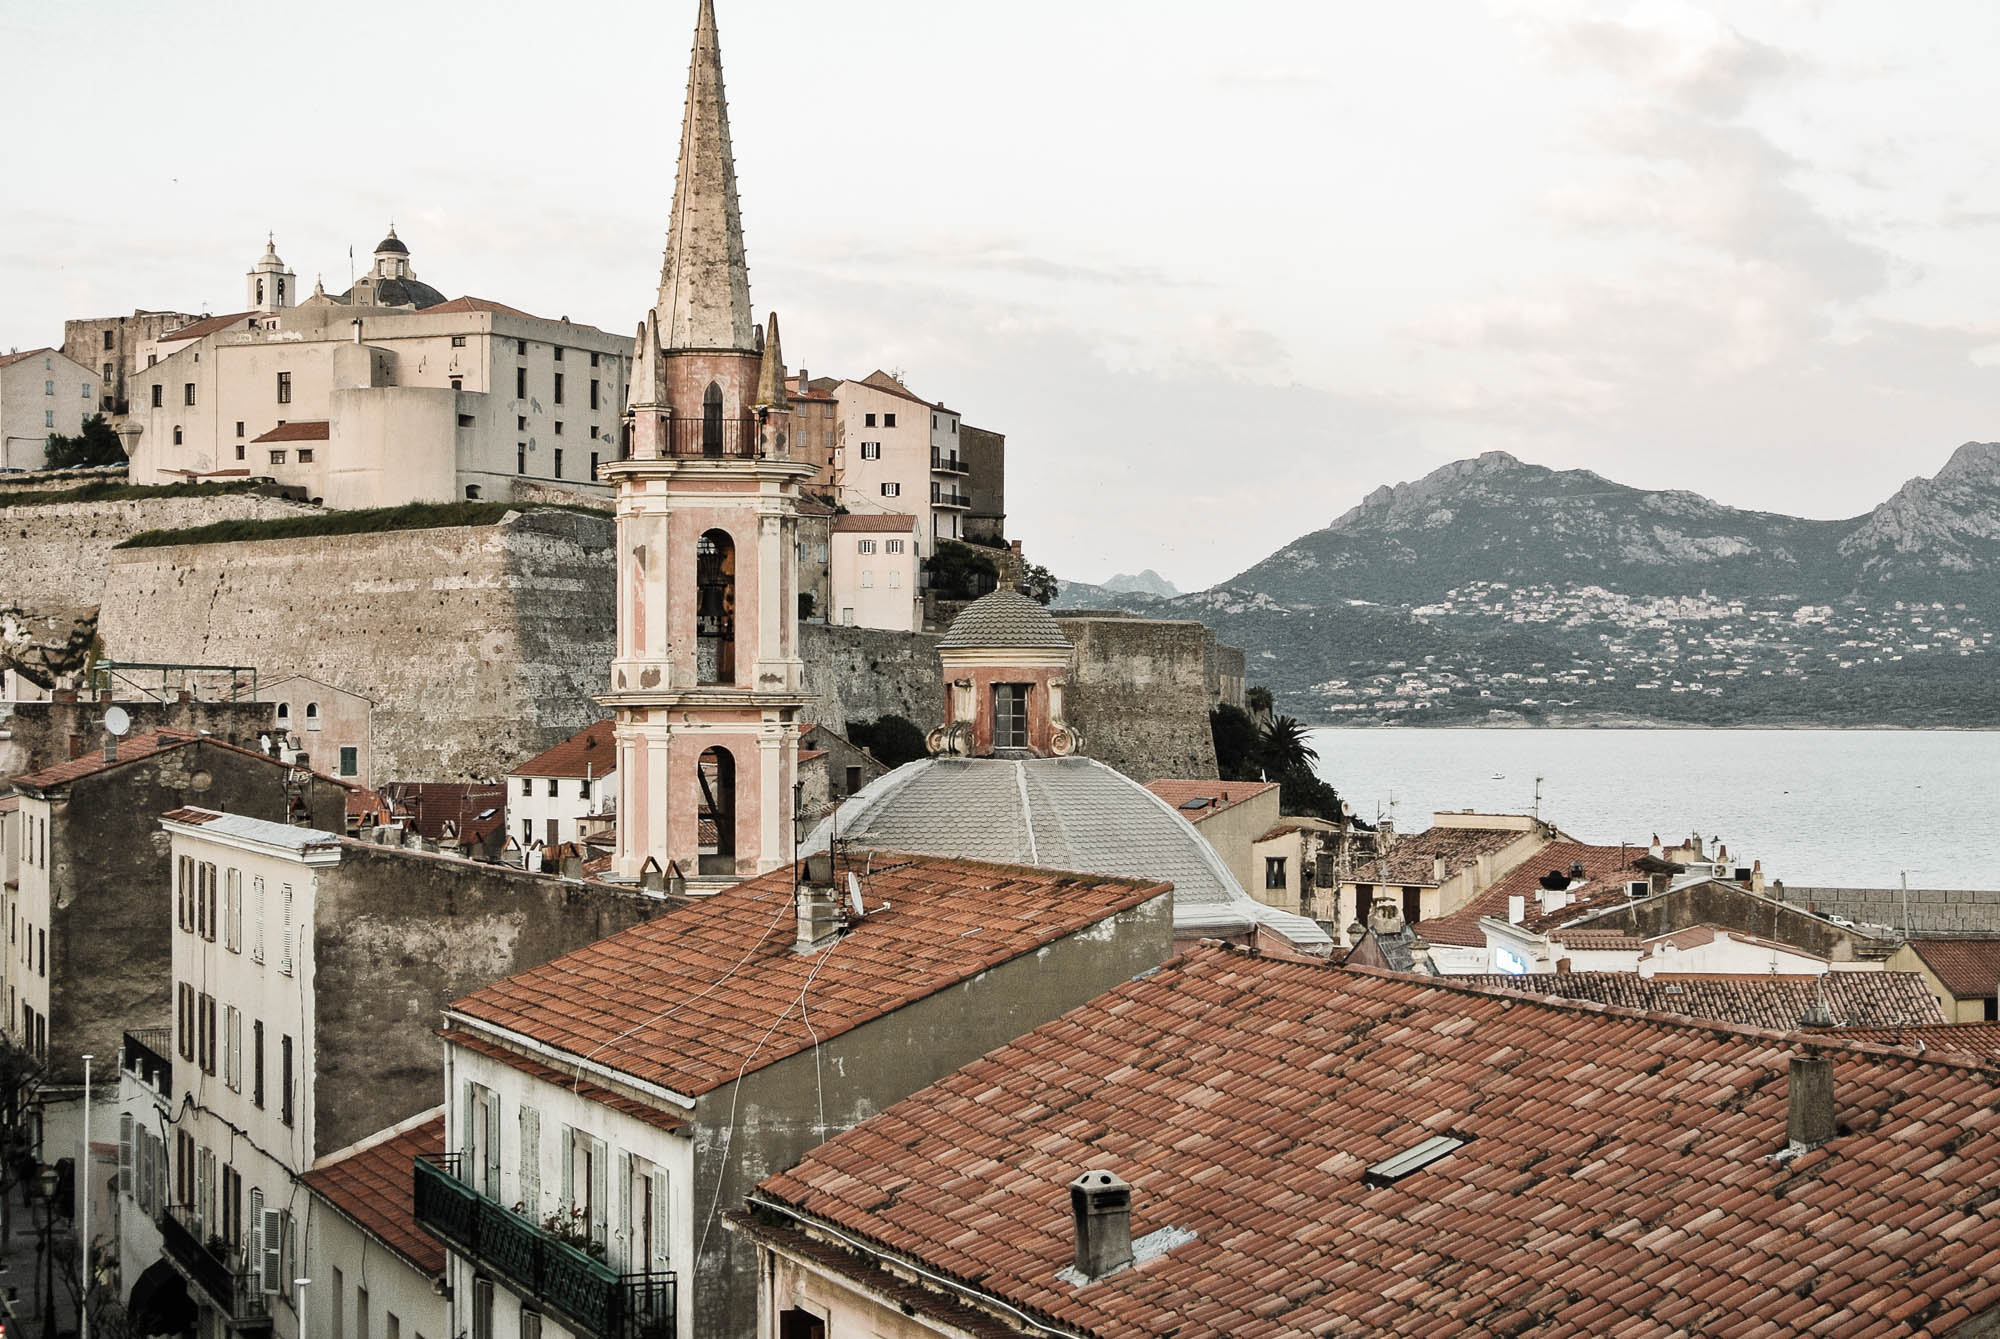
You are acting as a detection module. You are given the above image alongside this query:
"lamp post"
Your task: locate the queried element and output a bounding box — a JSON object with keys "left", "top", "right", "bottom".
{"left": 78, "top": 1054, "right": 90, "bottom": 1339}
{"left": 35, "top": 1162, "right": 57, "bottom": 1339}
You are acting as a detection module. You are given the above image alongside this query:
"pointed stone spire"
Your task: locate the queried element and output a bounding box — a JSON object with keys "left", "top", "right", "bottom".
{"left": 656, "top": 0, "right": 757, "bottom": 353}
{"left": 755, "top": 312, "right": 789, "bottom": 409}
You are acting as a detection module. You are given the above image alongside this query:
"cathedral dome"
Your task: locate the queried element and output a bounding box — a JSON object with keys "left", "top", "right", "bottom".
{"left": 373, "top": 230, "right": 410, "bottom": 256}
{"left": 803, "top": 756, "right": 1331, "bottom": 952}
{"left": 937, "top": 589, "right": 1070, "bottom": 651}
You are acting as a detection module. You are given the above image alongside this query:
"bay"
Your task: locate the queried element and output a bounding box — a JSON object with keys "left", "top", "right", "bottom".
{"left": 1308, "top": 727, "right": 2000, "bottom": 891}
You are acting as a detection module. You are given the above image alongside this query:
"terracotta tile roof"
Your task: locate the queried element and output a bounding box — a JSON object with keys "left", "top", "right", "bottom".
{"left": 853, "top": 369, "right": 946, "bottom": 410}
{"left": 1454, "top": 970, "right": 1947, "bottom": 1029}
{"left": 0, "top": 347, "right": 54, "bottom": 369}
{"left": 830, "top": 513, "right": 919, "bottom": 533}
{"left": 1646, "top": 922, "right": 1827, "bottom": 962}
{"left": 1425, "top": 841, "right": 1648, "bottom": 947}
{"left": 794, "top": 496, "right": 837, "bottom": 516}
{"left": 447, "top": 854, "right": 1171, "bottom": 1098}
{"left": 378, "top": 782, "right": 506, "bottom": 843}
{"left": 1544, "top": 927, "right": 1646, "bottom": 950}
{"left": 758, "top": 946, "right": 2000, "bottom": 1339}
{"left": 250, "top": 421, "right": 329, "bottom": 443}
{"left": 1828, "top": 1022, "right": 2000, "bottom": 1064}
{"left": 1354, "top": 822, "right": 1535, "bottom": 889}
{"left": 1908, "top": 938, "right": 2000, "bottom": 1000}
{"left": 417, "top": 296, "right": 537, "bottom": 319}
{"left": 506, "top": 720, "right": 615, "bottom": 779}
{"left": 443, "top": 1028, "right": 683, "bottom": 1134}
{"left": 12, "top": 729, "right": 199, "bottom": 790}
{"left": 1140, "top": 779, "right": 1275, "bottom": 824}
{"left": 300, "top": 1115, "right": 447, "bottom": 1276}
{"left": 160, "top": 311, "right": 254, "bottom": 343}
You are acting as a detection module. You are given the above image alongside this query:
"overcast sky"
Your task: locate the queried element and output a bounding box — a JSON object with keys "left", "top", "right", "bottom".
{"left": 4, "top": 0, "right": 1998, "bottom": 590}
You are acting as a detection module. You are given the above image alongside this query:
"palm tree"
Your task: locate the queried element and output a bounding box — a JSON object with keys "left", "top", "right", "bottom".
{"left": 1259, "top": 715, "right": 1317, "bottom": 776}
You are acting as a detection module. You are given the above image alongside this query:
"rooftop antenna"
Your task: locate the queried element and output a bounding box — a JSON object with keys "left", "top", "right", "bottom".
{"left": 847, "top": 870, "right": 865, "bottom": 919}
{"left": 1532, "top": 775, "right": 1544, "bottom": 822}
{"left": 1900, "top": 870, "right": 1911, "bottom": 940}
{"left": 102, "top": 705, "right": 130, "bottom": 762}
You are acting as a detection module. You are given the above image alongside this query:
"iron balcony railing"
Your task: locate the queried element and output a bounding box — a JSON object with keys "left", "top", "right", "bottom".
{"left": 415, "top": 1153, "right": 676, "bottom": 1339}
{"left": 929, "top": 450, "right": 968, "bottom": 474}
{"left": 123, "top": 1027, "right": 174, "bottom": 1101}
{"left": 160, "top": 1203, "right": 269, "bottom": 1328}
{"left": 664, "top": 415, "right": 762, "bottom": 460}
{"left": 929, "top": 487, "right": 971, "bottom": 508}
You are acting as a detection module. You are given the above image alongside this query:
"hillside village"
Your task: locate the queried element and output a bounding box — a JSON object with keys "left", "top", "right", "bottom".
{"left": 1, "top": 4, "right": 2000, "bottom": 1339}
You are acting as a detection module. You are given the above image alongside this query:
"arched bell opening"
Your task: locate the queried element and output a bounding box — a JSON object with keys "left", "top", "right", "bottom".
{"left": 696, "top": 529, "right": 736, "bottom": 685}
{"left": 697, "top": 746, "right": 737, "bottom": 876}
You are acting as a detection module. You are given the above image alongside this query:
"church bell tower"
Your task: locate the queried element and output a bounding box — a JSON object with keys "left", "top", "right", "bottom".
{"left": 602, "top": 0, "right": 812, "bottom": 890}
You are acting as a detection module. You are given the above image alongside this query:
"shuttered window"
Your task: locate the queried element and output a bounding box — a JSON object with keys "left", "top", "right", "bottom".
{"left": 518, "top": 1106, "right": 540, "bottom": 1213}
{"left": 279, "top": 884, "right": 294, "bottom": 974}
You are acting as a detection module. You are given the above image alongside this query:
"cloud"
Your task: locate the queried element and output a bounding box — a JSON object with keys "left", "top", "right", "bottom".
{"left": 1500, "top": 0, "right": 1793, "bottom": 115}
{"left": 792, "top": 234, "right": 1200, "bottom": 289}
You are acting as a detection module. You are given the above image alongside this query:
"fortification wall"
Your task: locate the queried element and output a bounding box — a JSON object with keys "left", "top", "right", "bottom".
{"left": 799, "top": 623, "right": 945, "bottom": 734}
{"left": 0, "top": 492, "right": 319, "bottom": 611}
{"left": 1059, "top": 614, "right": 1221, "bottom": 781}
{"left": 96, "top": 510, "right": 616, "bottom": 780}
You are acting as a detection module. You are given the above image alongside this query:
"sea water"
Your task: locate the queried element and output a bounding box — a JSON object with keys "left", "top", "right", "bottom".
{"left": 1309, "top": 727, "right": 2000, "bottom": 890}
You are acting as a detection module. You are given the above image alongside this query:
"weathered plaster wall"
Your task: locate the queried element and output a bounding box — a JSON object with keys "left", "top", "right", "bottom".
{"left": 798, "top": 622, "right": 944, "bottom": 735}
{"left": 1059, "top": 614, "right": 1222, "bottom": 780}
{"left": 688, "top": 891, "right": 1175, "bottom": 1338}
{"left": 97, "top": 510, "right": 616, "bottom": 780}
{"left": 40, "top": 742, "right": 346, "bottom": 1086}
{"left": 0, "top": 696, "right": 277, "bottom": 779}
{"left": 0, "top": 492, "right": 319, "bottom": 611}
{"left": 310, "top": 842, "right": 674, "bottom": 1155}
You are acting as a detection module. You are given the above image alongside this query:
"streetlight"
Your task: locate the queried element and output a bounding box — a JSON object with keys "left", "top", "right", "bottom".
{"left": 35, "top": 1163, "right": 57, "bottom": 1339}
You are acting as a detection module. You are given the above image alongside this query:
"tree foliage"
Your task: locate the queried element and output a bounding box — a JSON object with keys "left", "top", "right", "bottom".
{"left": 1210, "top": 694, "right": 1345, "bottom": 824}
{"left": 44, "top": 414, "right": 125, "bottom": 469}
{"left": 1022, "top": 562, "right": 1059, "bottom": 606}
{"left": 923, "top": 541, "right": 1000, "bottom": 601}
{"left": 847, "top": 714, "right": 930, "bottom": 768}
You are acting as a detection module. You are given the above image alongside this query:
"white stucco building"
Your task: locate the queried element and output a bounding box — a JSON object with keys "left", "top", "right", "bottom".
{"left": 0, "top": 346, "right": 96, "bottom": 470}
{"left": 826, "top": 512, "right": 920, "bottom": 630}
{"left": 125, "top": 233, "right": 631, "bottom": 509}
{"left": 507, "top": 719, "right": 616, "bottom": 849}
{"left": 828, "top": 371, "right": 966, "bottom": 554}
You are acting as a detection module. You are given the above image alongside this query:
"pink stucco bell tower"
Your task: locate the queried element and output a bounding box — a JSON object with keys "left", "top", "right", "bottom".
{"left": 601, "top": 0, "right": 813, "bottom": 890}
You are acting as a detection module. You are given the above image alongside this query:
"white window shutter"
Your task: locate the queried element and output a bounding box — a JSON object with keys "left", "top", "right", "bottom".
{"left": 253, "top": 877, "right": 265, "bottom": 962}
{"left": 118, "top": 1115, "right": 133, "bottom": 1195}
{"left": 589, "top": 1137, "right": 608, "bottom": 1251}
{"left": 614, "top": 1151, "right": 632, "bottom": 1271}
{"left": 260, "top": 1207, "right": 285, "bottom": 1293}
{"left": 249, "top": 1187, "right": 265, "bottom": 1274}
{"left": 461, "top": 1083, "right": 478, "bottom": 1167}
{"left": 518, "top": 1106, "right": 540, "bottom": 1213}
{"left": 651, "top": 1170, "right": 669, "bottom": 1271}
{"left": 280, "top": 884, "right": 294, "bottom": 973}
{"left": 560, "top": 1125, "right": 574, "bottom": 1214}
{"left": 484, "top": 1092, "right": 501, "bottom": 1198}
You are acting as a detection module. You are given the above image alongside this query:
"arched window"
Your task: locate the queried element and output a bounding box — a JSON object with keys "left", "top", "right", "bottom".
{"left": 256, "top": 279, "right": 265, "bottom": 304}
{"left": 697, "top": 746, "right": 736, "bottom": 876}
{"left": 172, "top": 425, "right": 183, "bottom": 445}
{"left": 305, "top": 702, "right": 320, "bottom": 730}
{"left": 276, "top": 277, "right": 285, "bottom": 304}
{"left": 702, "top": 382, "right": 723, "bottom": 457}
{"left": 275, "top": 703, "right": 289, "bottom": 722}
{"left": 465, "top": 485, "right": 482, "bottom": 500}
{"left": 695, "top": 529, "right": 736, "bottom": 685}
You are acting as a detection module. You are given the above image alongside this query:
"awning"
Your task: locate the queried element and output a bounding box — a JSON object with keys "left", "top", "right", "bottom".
{"left": 127, "top": 1257, "right": 197, "bottom": 1336}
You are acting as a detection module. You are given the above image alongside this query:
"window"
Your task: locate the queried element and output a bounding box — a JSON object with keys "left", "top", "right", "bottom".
{"left": 225, "top": 868, "right": 242, "bottom": 951}
{"left": 517, "top": 446, "right": 526, "bottom": 475}
{"left": 518, "top": 1105, "right": 541, "bottom": 1211}
{"left": 860, "top": 441, "right": 880, "bottom": 460}
{"left": 333, "top": 1268, "right": 346, "bottom": 1339}
{"left": 520, "top": 778, "right": 531, "bottom": 796}
{"left": 200, "top": 992, "right": 218, "bottom": 1075}
{"left": 235, "top": 443, "right": 245, "bottom": 460}
{"left": 252, "top": 876, "right": 265, "bottom": 962}
{"left": 339, "top": 746, "right": 357, "bottom": 777}
{"left": 888, "top": 570, "right": 901, "bottom": 588}
{"left": 223, "top": 1005, "right": 242, "bottom": 1090}
{"left": 305, "top": 701, "right": 319, "bottom": 729}
{"left": 932, "top": 414, "right": 938, "bottom": 430}
{"left": 276, "top": 372, "right": 291, "bottom": 403}
{"left": 103, "top": 330, "right": 114, "bottom": 350}
{"left": 590, "top": 424, "right": 600, "bottom": 439}
{"left": 857, "top": 539, "right": 876, "bottom": 555}
{"left": 881, "top": 482, "right": 900, "bottom": 497}
{"left": 516, "top": 367, "right": 528, "bottom": 397}
{"left": 589, "top": 378, "right": 600, "bottom": 409}
{"left": 864, "top": 412, "right": 876, "bottom": 427}
{"left": 884, "top": 412, "right": 897, "bottom": 428}
{"left": 885, "top": 538, "right": 904, "bottom": 554}
{"left": 177, "top": 983, "right": 196, "bottom": 1060}
{"left": 554, "top": 448, "right": 563, "bottom": 478}
{"left": 173, "top": 425, "right": 184, "bottom": 445}
{"left": 253, "top": 1021, "right": 265, "bottom": 1107}
{"left": 861, "top": 571, "right": 874, "bottom": 589}
{"left": 358, "top": 1288, "right": 371, "bottom": 1339}
{"left": 148, "top": 353, "right": 157, "bottom": 366}
{"left": 297, "top": 448, "right": 313, "bottom": 463}
{"left": 553, "top": 346, "right": 564, "bottom": 362}
{"left": 590, "top": 351, "right": 600, "bottom": 367}
{"left": 269, "top": 450, "right": 286, "bottom": 466}
{"left": 235, "top": 421, "right": 245, "bottom": 437}
{"left": 778, "top": 1309, "right": 828, "bottom": 1339}
{"left": 450, "top": 376, "right": 463, "bottom": 391}
{"left": 993, "top": 683, "right": 1030, "bottom": 750}
{"left": 1403, "top": 887, "right": 1423, "bottom": 925}
{"left": 554, "top": 372, "right": 564, "bottom": 404}
{"left": 280, "top": 883, "right": 294, "bottom": 974}
{"left": 457, "top": 413, "right": 475, "bottom": 428}
{"left": 198, "top": 861, "right": 217, "bottom": 940}
{"left": 281, "top": 1034, "right": 295, "bottom": 1126}
{"left": 547, "top": 778, "right": 558, "bottom": 797}
{"left": 151, "top": 384, "right": 162, "bottom": 407}
{"left": 102, "top": 361, "right": 112, "bottom": 380}
{"left": 1265, "top": 857, "right": 1288, "bottom": 890}
{"left": 44, "top": 379, "right": 54, "bottom": 396}
{"left": 517, "top": 339, "right": 528, "bottom": 355}
{"left": 472, "top": 1277, "right": 494, "bottom": 1339}
{"left": 554, "top": 421, "right": 564, "bottom": 435}
{"left": 842, "top": 608, "right": 854, "bottom": 625}
{"left": 517, "top": 415, "right": 527, "bottom": 430}
{"left": 183, "top": 382, "right": 196, "bottom": 405}
{"left": 844, "top": 766, "right": 862, "bottom": 795}
{"left": 451, "top": 335, "right": 467, "bottom": 347}
{"left": 590, "top": 451, "right": 599, "bottom": 479}
{"left": 43, "top": 410, "right": 52, "bottom": 429}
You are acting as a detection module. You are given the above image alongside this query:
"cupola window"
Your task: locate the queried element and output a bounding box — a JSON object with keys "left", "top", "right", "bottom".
{"left": 993, "top": 683, "right": 1031, "bottom": 751}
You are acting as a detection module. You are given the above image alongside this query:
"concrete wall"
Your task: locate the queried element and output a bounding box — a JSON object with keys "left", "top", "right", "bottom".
{"left": 98, "top": 509, "right": 616, "bottom": 780}
{"left": 0, "top": 696, "right": 277, "bottom": 779}
{"left": 959, "top": 424, "right": 1005, "bottom": 545}
{"left": 1186, "top": 789, "right": 1283, "bottom": 896}
{"left": 687, "top": 891, "right": 1175, "bottom": 1338}
{"left": 0, "top": 489, "right": 319, "bottom": 612}
{"left": 1579, "top": 879, "right": 1900, "bottom": 964}
{"left": 310, "top": 841, "right": 671, "bottom": 1155}
{"left": 1058, "top": 614, "right": 1221, "bottom": 780}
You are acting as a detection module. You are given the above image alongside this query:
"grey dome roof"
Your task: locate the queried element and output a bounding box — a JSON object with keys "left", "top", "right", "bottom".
{"left": 336, "top": 276, "right": 448, "bottom": 310}
{"left": 937, "top": 589, "right": 1071, "bottom": 651}
{"left": 374, "top": 231, "right": 410, "bottom": 255}
{"left": 803, "top": 756, "right": 1330, "bottom": 949}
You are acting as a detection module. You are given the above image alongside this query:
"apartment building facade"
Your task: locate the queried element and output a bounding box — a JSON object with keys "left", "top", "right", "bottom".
{"left": 0, "top": 346, "right": 97, "bottom": 470}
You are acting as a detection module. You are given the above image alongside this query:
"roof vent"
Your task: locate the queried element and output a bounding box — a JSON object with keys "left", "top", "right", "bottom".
{"left": 1364, "top": 1133, "right": 1470, "bottom": 1188}
{"left": 1787, "top": 1054, "right": 1835, "bottom": 1150}
{"left": 1068, "top": 1170, "right": 1133, "bottom": 1283}
{"left": 795, "top": 852, "right": 840, "bottom": 954}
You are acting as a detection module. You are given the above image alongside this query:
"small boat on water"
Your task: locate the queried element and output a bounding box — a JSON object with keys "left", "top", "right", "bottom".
{"left": 1490, "top": 772, "right": 1505, "bottom": 780}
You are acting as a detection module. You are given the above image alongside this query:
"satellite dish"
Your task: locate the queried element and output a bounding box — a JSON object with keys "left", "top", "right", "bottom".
{"left": 103, "top": 706, "right": 131, "bottom": 737}
{"left": 847, "top": 871, "right": 865, "bottom": 918}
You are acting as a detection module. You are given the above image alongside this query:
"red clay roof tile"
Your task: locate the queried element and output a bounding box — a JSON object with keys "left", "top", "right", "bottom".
{"left": 251, "top": 421, "right": 330, "bottom": 443}
{"left": 506, "top": 720, "right": 615, "bottom": 779}
{"left": 1142, "top": 780, "right": 1276, "bottom": 824}
{"left": 299, "top": 1115, "right": 448, "bottom": 1275}
{"left": 1907, "top": 939, "right": 2000, "bottom": 1000}
{"left": 1426, "top": 842, "right": 1650, "bottom": 947}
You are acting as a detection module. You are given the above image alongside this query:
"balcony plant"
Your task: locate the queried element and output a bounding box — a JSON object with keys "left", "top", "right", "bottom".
{"left": 540, "top": 1205, "right": 607, "bottom": 1262}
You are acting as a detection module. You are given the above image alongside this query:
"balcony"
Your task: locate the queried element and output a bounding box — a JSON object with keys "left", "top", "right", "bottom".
{"left": 123, "top": 1027, "right": 173, "bottom": 1101}
{"left": 929, "top": 487, "right": 971, "bottom": 509}
{"left": 415, "top": 1154, "right": 676, "bottom": 1339}
{"left": 663, "top": 415, "right": 762, "bottom": 460}
{"left": 160, "top": 1204, "right": 269, "bottom": 1331}
{"left": 929, "top": 450, "right": 968, "bottom": 475}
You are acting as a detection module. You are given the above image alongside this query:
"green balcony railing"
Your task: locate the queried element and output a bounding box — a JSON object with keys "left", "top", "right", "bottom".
{"left": 414, "top": 1153, "right": 676, "bottom": 1339}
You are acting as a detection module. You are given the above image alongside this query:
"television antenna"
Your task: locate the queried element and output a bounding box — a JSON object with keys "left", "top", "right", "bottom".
{"left": 103, "top": 706, "right": 131, "bottom": 737}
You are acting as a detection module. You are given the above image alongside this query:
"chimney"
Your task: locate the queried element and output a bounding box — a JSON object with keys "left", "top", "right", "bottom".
{"left": 1367, "top": 898, "right": 1405, "bottom": 938}
{"left": 1507, "top": 894, "right": 1525, "bottom": 924}
{"left": 795, "top": 852, "right": 839, "bottom": 953}
{"left": 1431, "top": 856, "right": 1446, "bottom": 884}
{"left": 101, "top": 735, "right": 117, "bottom": 763}
{"left": 1787, "top": 1054, "right": 1836, "bottom": 1150}
{"left": 1068, "top": 1171, "right": 1133, "bottom": 1281}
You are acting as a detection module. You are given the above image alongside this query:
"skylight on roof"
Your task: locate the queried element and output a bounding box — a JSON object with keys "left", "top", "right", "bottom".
{"left": 1364, "top": 1133, "right": 1470, "bottom": 1188}
{"left": 1179, "top": 797, "right": 1213, "bottom": 810}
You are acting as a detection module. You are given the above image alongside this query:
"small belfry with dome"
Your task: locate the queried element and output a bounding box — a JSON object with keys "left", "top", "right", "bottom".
{"left": 928, "top": 589, "right": 1083, "bottom": 759}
